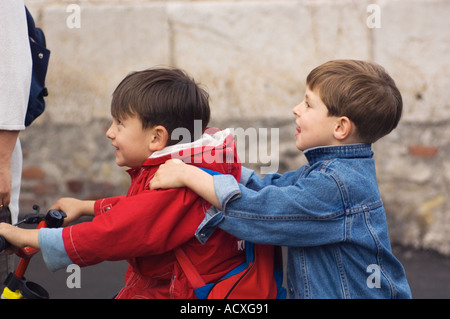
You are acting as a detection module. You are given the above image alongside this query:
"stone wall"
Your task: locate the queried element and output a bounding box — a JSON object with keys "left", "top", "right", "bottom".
{"left": 21, "top": 0, "right": 450, "bottom": 255}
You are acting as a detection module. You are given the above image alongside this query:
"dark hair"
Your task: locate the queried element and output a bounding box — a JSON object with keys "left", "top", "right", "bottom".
{"left": 111, "top": 67, "right": 210, "bottom": 146}
{"left": 306, "top": 60, "right": 402, "bottom": 143}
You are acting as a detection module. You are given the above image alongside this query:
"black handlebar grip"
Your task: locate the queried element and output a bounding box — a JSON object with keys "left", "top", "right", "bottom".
{"left": 44, "top": 209, "right": 67, "bottom": 228}
{"left": 0, "top": 235, "right": 9, "bottom": 252}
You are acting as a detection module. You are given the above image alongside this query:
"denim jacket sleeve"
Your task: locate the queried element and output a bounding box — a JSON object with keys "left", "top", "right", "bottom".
{"left": 196, "top": 167, "right": 347, "bottom": 247}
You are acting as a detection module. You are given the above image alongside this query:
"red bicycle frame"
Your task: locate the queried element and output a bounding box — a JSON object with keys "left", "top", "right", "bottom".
{"left": 14, "top": 219, "right": 48, "bottom": 279}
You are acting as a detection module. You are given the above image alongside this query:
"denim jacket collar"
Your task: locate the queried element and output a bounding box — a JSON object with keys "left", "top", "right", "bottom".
{"left": 303, "top": 143, "right": 373, "bottom": 165}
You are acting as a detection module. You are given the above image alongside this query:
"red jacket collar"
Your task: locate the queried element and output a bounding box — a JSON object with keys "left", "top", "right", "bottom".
{"left": 138, "top": 127, "right": 240, "bottom": 176}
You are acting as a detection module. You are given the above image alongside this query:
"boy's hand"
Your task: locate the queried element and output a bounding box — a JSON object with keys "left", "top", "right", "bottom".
{"left": 0, "top": 222, "right": 39, "bottom": 251}
{"left": 49, "top": 198, "right": 95, "bottom": 226}
{"left": 149, "top": 159, "right": 188, "bottom": 190}
{"left": 0, "top": 222, "right": 17, "bottom": 254}
{"left": 150, "top": 159, "right": 222, "bottom": 209}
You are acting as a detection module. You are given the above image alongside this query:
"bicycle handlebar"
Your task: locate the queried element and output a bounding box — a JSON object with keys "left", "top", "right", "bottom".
{"left": 0, "top": 209, "right": 66, "bottom": 253}
{"left": 1, "top": 208, "right": 66, "bottom": 299}
{"left": 0, "top": 235, "right": 8, "bottom": 252}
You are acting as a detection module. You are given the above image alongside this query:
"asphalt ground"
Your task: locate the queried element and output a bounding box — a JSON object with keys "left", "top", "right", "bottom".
{"left": 1, "top": 244, "right": 448, "bottom": 299}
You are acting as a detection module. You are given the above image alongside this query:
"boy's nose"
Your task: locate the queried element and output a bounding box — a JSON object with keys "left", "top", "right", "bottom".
{"left": 105, "top": 124, "right": 114, "bottom": 139}
{"left": 292, "top": 103, "right": 301, "bottom": 116}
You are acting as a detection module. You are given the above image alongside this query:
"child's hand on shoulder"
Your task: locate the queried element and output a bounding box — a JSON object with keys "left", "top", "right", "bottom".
{"left": 151, "top": 159, "right": 221, "bottom": 209}
{"left": 149, "top": 159, "right": 188, "bottom": 190}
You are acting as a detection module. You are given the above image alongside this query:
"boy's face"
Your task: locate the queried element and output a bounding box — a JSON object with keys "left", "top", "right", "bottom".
{"left": 106, "top": 115, "right": 155, "bottom": 167}
{"left": 292, "top": 87, "right": 341, "bottom": 151}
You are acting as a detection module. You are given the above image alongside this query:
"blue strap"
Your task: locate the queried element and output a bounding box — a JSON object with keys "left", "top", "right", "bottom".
{"left": 196, "top": 166, "right": 286, "bottom": 299}
{"left": 198, "top": 167, "right": 222, "bottom": 176}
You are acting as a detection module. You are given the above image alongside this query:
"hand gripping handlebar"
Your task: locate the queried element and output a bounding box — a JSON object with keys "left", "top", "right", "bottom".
{"left": 1, "top": 206, "right": 66, "bottom": 299}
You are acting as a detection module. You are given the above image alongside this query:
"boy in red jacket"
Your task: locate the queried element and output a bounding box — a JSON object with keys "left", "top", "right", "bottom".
{"left": 0, "top": 68, "right": 245, "bottom": 298}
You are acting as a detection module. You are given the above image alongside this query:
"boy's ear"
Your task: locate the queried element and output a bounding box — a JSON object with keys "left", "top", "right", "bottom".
{"left": 149, "top": 125, "right": 169, "bottom": 152}
{"left": 333, "top": 116, "right": 353, "bottom": 141}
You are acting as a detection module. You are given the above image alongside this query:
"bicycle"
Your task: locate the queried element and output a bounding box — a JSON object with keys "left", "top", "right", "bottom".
{"left": 0, "top": 205, "right": 66, "bottom": 299}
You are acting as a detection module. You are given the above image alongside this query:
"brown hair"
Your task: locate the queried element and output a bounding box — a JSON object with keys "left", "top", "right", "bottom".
{"left": 306, "top": 60, "right": 402, "bottom": 143}
{"left": 111, "top": 67, "right": 210, "bottom": 146}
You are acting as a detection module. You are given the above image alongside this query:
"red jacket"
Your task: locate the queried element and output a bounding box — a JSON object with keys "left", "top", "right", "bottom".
{"left": 62, "top": 128, "right": 245, "bottom": 298}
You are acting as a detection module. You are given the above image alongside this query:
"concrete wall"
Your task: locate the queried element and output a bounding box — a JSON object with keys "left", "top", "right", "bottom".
{"left": 21, "top": 0, "right": 450, "bottom": 255}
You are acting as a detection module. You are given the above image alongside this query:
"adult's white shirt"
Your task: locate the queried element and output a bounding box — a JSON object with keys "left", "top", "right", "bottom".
{"left": 0, "top": 0, "right": 32, "bottom": 223}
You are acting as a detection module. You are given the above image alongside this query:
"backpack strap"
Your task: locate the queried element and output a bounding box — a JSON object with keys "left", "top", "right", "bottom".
{"left": 174, "top": 167, "right": 235, "bottom": 293}
{"left": 174, "top": 248, "right": 205, "bottom": 289}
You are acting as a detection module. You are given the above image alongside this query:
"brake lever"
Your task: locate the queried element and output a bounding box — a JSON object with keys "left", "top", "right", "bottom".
{"left": 14, "top": 205, "right": 44, "bottom": 226}
{"left": 14, "top": 214, "right": 44, "bottom": 226}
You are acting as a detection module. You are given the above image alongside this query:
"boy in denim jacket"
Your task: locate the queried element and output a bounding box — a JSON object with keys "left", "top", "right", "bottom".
{"left": 150, "top": 60, "right": 412, "bottom": 298}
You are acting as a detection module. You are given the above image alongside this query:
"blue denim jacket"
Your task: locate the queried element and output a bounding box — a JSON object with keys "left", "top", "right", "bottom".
{"left": 196, "top": 144, "right": 411, "bottom": 299}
